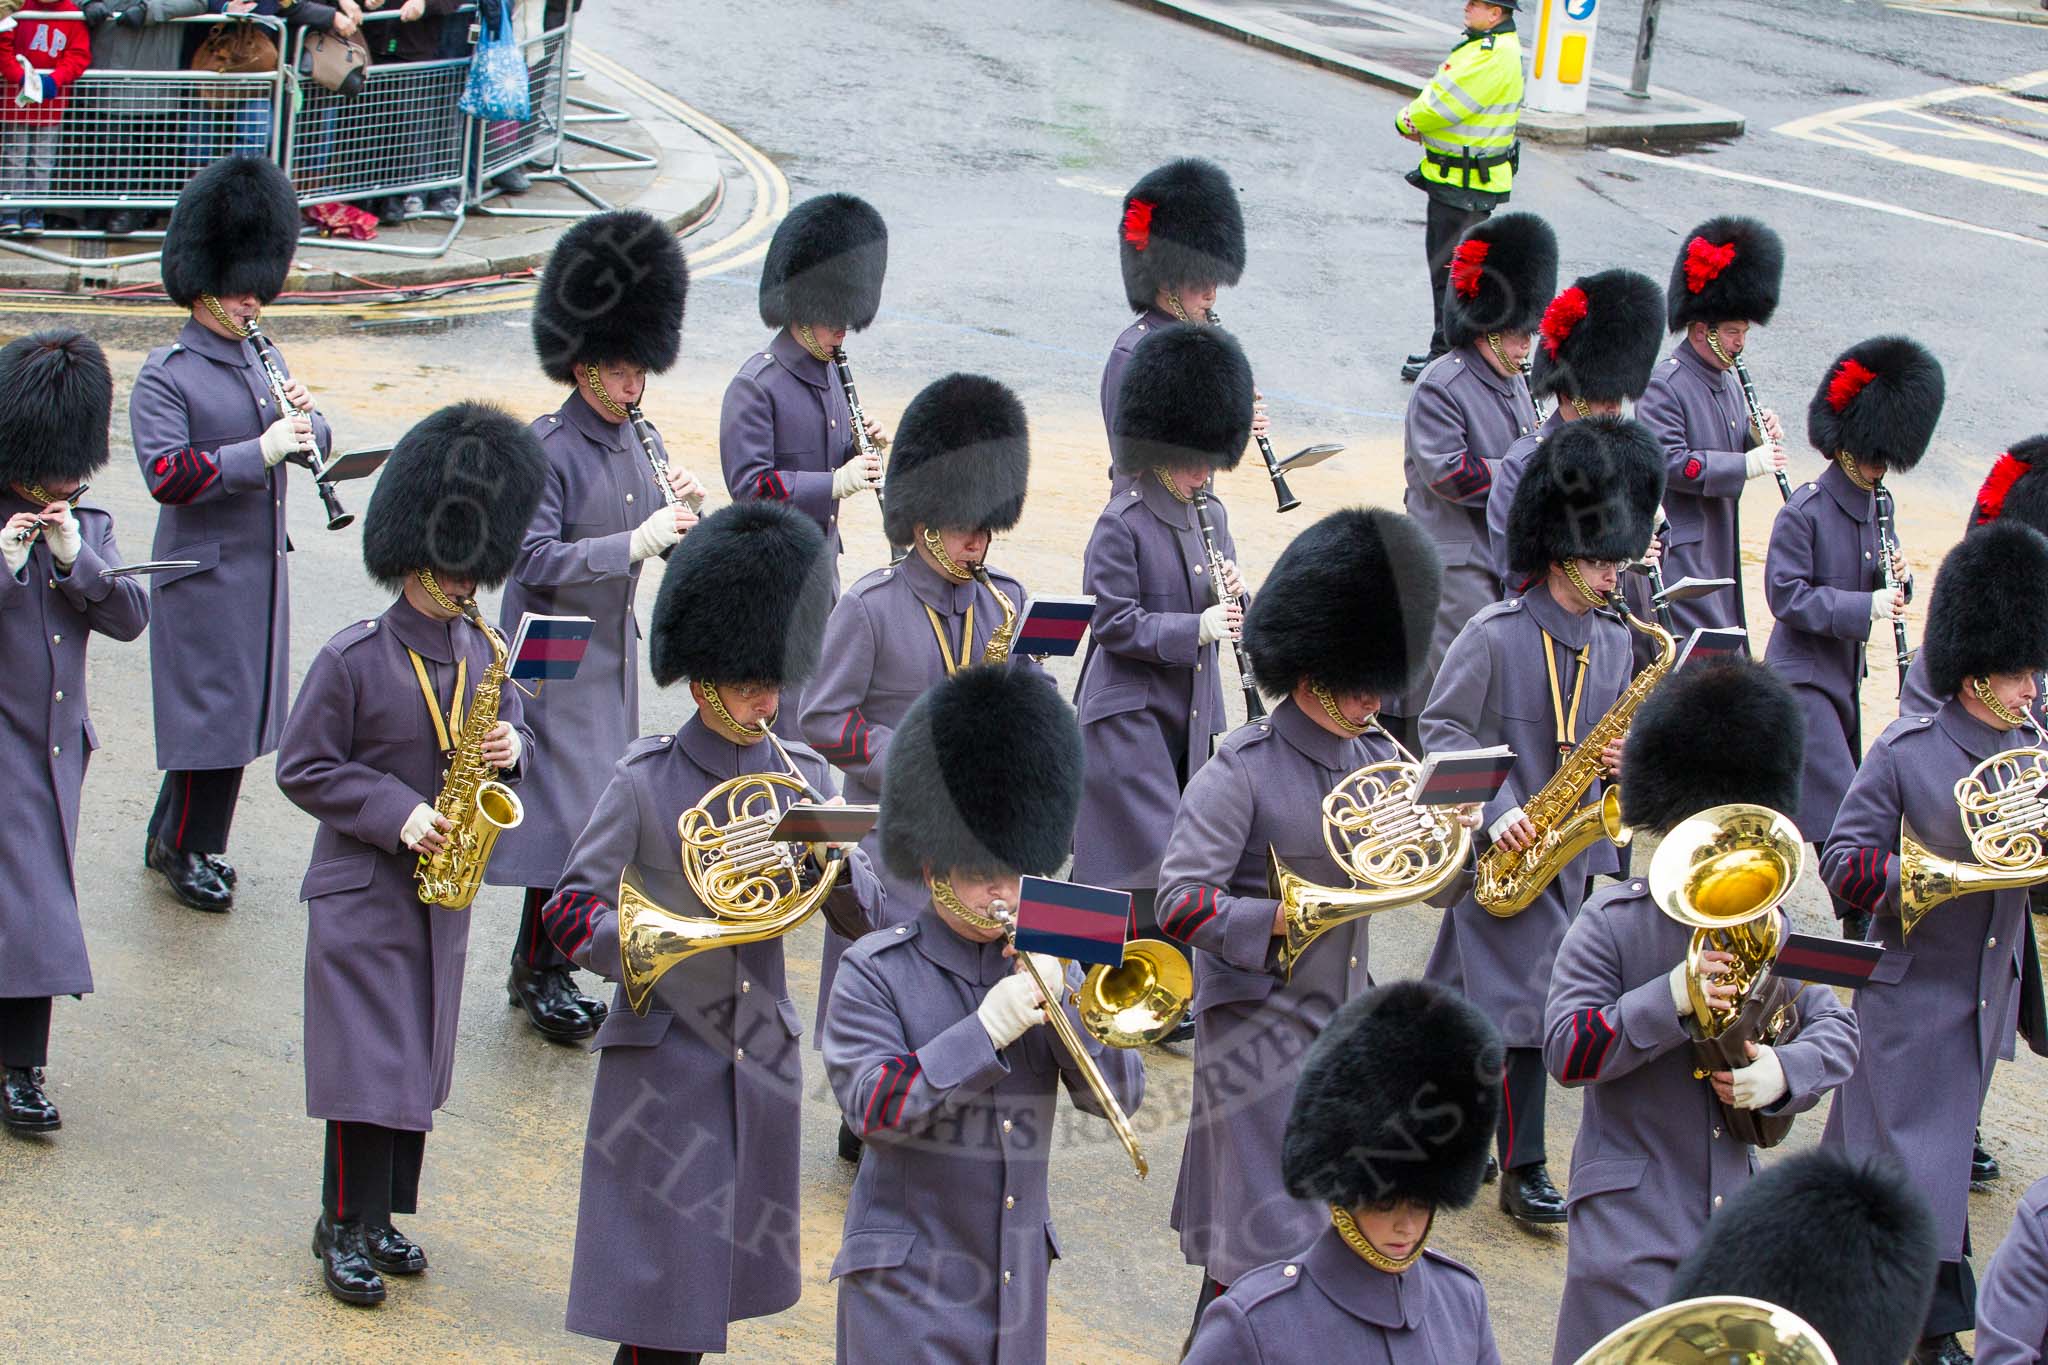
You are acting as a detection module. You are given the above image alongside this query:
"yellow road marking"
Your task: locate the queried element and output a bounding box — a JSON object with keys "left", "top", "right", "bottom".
{"left": 1775, "top": 69, "right": 2048, "bottom": 197}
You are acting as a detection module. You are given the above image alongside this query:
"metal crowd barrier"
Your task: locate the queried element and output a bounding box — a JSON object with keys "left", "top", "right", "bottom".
{"left": 0, "top": 4, "right": 640, "bottom": 267}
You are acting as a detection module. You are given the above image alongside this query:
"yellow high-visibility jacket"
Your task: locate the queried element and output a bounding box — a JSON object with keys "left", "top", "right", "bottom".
{"left": 1396, "top": 25, "right": 1523, "bottom": 197}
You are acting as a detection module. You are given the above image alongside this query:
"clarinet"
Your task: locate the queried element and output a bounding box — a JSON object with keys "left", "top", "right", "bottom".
{"left": 247, "top": 323, "right": 351, "bottom": 531}
{"left": 1192, "top": 483, "right": 1266, "bottom": 724}
{"left": 1875, "top": 483, "right": 1913, "bottom": 697}
{"left": 1730, "top": 352, "right": 1793, "bottom": 504}
{"left": 829, "top": 345, "right": 893, "bottom": 544}
{"left": 625, "top": 404, "right": 704, "bottom": 514}
{"left": 1204, "top": 307, "right": 1300, "bottom": 514}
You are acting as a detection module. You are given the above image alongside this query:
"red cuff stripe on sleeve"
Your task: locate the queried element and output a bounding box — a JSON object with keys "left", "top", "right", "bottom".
{"left": 1562, "top": 1008, "right": 1616, "bottom": 1082}
{"left": 1429, "top": 452, "right": 1491, "bottom": 501}
{"left": 861, "top": 1058, "right": 899, "bottom": 1134}
{"left": 1179, "top": 886, "right": 1221, "bottom": 939}
{"left": 150, "top": 448, "right": 220, "bottom": 504}
{"left": 884, "top": 1060, "right": 921, "bottom": 1128}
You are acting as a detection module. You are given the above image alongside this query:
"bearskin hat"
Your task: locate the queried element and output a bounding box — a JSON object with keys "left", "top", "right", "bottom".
{"left": 1281, "top": 981, "right": 1502, "bottom": 1210}
{"left": 879, "top": 667, "right": 1085, "bottom": 883}
{"left": 1505, "top": 416, "right": 1663, "bottom": 578}
{"left": 1971, "top": 434, "right": 2048, "bottom": 537}
{"left": 1441, "top": 212, "right": 1557, "bottom": 350}
{"left": 758, "top": 192, "right": 887, "bottom": 332}
{"left": 361, "top": 402, "right": 547, "bottom": 592}
{"left": 1118, "top": 158, "right": 1246, "bottom": 312}
{"left": 1806, "top": 336, "right": 1943, "bottom": 474}
{"left": 1620, "top": 658, "right": 1804, "bottom": 835}
{"left": 160, "top": 155, "right": 300, "bottom": 307}
{"left": 1111, "top": 323, "right": 1254, "bottom": 477}
{"left": 1667, "top": 216, "right": 1784, "bottom": 332}
{"left": 648, "top": 500, "right": 834, "bottom": 689}
{"left": 1668, "top": 1152, "right": 1937, "bottom": 1365}
{"left": 881, "top": 373, "right": 1029, "bottom": 548}
{"left": 0, "top": 330, "right": 113, "bottom": 488}
{"left": 1922, "top": 519, "right": 2048, "bottom": 697}
{"left": 1530, "top": 269, "right": 1664, "bottom": 403}
{"left": 532, "top": 209, "right": 688, "bottom": 384}
{"left": 1244, "top": 508, "right": 1442, "bottom": 700}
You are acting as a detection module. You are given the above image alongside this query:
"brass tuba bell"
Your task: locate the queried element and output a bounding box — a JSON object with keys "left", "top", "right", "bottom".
{"left": 1898, "top": 746, "right": 2048, "bottom": 935}
{"left": 1074, "top": 940, "right": 1194, "bottom": 1048}
{"left": 1574, "top": 1295, "right": 1838, "bottom": 1365}
{"left": 1649, "top": 804, "right": 1803, "bottom": 1034}
{"left": 617, "top": 733, "right": 852, "bottom": 1016}
{"left": 1269, "top": 757, "right": 1470, "bottom": 980}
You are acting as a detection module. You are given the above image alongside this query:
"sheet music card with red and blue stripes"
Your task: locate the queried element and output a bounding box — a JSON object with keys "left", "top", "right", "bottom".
{"left": 509, "top": 613, "right": 596, "bottom": 682}
{"left": 1413, "top": 746, "right": 1515, "bottom": 806}
{"left": 1772, "top": 933, "right": 1886, "bottom": 989}
{"left": 1013, "top": 876, "right": 1131, "bottom": 968}
{"left": 1014, "top": 596, "right": 1095, "bottom": 658}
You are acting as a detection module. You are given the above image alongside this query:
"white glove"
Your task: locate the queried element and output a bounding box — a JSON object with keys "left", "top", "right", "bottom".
{"left": 1742, "top": 444, "right": 1779, "bottom": 479}
{"left": 1669, "top": 962, "right": 1694, "bottom": 1020}
{"left": 1728, "top": 1043, "right": 1789, "bottom": 1110}
{"left": 977, "top": 970, "right": 1048, "bottom": 1049}
{"left": 830, "top": 458, "right": 874, "bottom": 500}
{"left": 628, "top": 505, "right": 685, "bottom": 562}
{"left": 1, "top": 530, "right": 28, "bottom": 579}
{"left": 259, "top": 416, "right": 304, "bottom": 467}
{"left": 1869, "top": 590, "right": 1901, "bottom": 623}
{"left": 400, "top": 803, "right": 441, "bottom": 852}
{"left": 1198, "top": 602, "right": 1236, "bottom": 646}
{"left": 1488, "top": 804, "right": 1530, "bottom": 845}
{"left": 45, "top": 505, "right": 79, "bottom": 568}
{"left": 14, "top": 58, "right": 42, "bottom": 106}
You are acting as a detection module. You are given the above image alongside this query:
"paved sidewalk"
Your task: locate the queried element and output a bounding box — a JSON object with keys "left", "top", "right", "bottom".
{"left": 1115, "top": 0, "right": 1746, "bottom": 144}
{"left": 0, "top": 52, "right": 723, "bottom": 295}
{"left": 1893, "top": 0, "right": 2048, "bottom": 21}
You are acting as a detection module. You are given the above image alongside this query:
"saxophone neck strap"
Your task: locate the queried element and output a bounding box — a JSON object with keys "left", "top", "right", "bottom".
{"left": 407, "top": 650, "right": 468, "bottom": 755}
{"left": 1539, "top": 629, "right": 1591, "bottom": 761}
{"left": 925, "top": 603, "right": 977, "bottom": 679}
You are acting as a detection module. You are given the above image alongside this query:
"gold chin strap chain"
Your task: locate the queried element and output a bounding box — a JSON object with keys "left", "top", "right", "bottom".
{"left": 701, "top": 681, "right": 771, "bottom": 743}
{"left": 1837, "top": 450, "right": 1876, "bottom": 492}
{"left": 415, "top": 568, "right": 464, "bottom": 616}
{"left": 1330, "top": 1204, "right": 1430, "bottom": 1274}
{"left": 1485, "top": 331, "right": 1527, "bottom": 379}
{"left": 1561, "top": 559, "right": 1608, "bottom": 610}
{"left": 1162, "top": 291, "right": 1191, "bottom": 324}
{"left": 1570, "top": 397, "right": 1592, "bottom": 420}
{"left": 583, "top": 364, "right": 631, "bottom": 421}
{"left": 1975, "top": 677, "right": 2029, "bottom": 729}
{"left": 1309, "top": 682, "right": 1370, "bottom": 737}
{"left": 795, "top": 323, "right": 831, "bottom": 363}
{"left": 932, "top": 876, "right": 1005, "bottom": 932}
{"left": 920, "top": 525, "right": 976, "bottom": 583}
{"left": 200, "top": 293, "right": 252, "bottom": 339}
{"left": 1152, "top": 467, "right": 1193, "bottom": 505}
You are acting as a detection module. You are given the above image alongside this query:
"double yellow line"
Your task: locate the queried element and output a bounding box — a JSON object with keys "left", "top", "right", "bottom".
{"left": 0, "top": 50, "right": 787, "bottom": 321}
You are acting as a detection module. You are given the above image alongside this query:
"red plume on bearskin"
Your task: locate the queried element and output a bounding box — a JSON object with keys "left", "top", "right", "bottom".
{"left": 1976, "top": 451, "right": 2030, "bottom": 525}
{"left": 1826, "top": 357, "right": 1878, "bottom": 413}
{"left": 1539, "top": 286, "right": 1588, "bottom": 359}
{"left": 1450, "top": 238, "right": 1491, "bottom": 300}
{"left": 1121, "top": 198, "right": 1154, "bottom": 251}
{"left": 1683, "top": 235, "right": 1736, "bottom": 293}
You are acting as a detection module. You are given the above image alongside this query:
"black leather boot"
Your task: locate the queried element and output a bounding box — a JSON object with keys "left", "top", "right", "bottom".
{"left": 1840, "top": 909, "right": 1873, "bottom": 943}
{"left": 365, "top": 1223, "right": 427, "bottom": 1275}
{"left": 312, "top": 1214, "right": 386, "bottom": 1305}
{"left": 508, "top": 961, "right": 599, "bottom": 1042}
{"left": 838, "top": 1119, "right": 863, "bottom": 1164}
{"left": 2, "top": 1067, "right": 59, "bottom": 1133}
{"left": 145, "top": 837, "right": 233, "bottom": 912}
{"left": 1499, "top": 1163, "right": 1567, "bottom": 1224}
{"left": 1973, "top": 1128, "right": 2001, "bottom": 1184}
{"left": 1912, "top": 1334, "right": 1972, "bottom": 1364}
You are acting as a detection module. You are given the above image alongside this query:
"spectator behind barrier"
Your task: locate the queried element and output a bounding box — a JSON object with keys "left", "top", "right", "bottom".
{"left": 359, "top": 0, "right": 460, "bottom": 224}
{"left": 83, "top": 0, "right": 204, "bottom": 235}
{"left": 0, "top": 1, "right": 91, "bottom": 237}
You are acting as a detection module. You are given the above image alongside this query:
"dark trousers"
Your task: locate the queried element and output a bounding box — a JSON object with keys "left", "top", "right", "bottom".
{"left": 0, "top": 996, "right": 52, "bottom": 1069}
{"left": 147, "top": 767, "right": 246, "bottom": 855}
{"left": 1924, "top": 1249, "right": 1977, "bottom": 1337}
{"left": 322, "top": 1120, "right": 426, "bottom": 1226}
{"left": 1182, "top": 1275, "right": 1229, "bottom": 1358}
{"left": 1424, "top": 196, "right": 1493, "bottom": 355}
{"left": 517, "top": 887, "right": 574, "bottom": 972}
{"left": 613, "top": 1347, "right": 701, "bottom": 1365}
{"left": 1498, "top": 1045, "right": 1547, "bottom": 1168}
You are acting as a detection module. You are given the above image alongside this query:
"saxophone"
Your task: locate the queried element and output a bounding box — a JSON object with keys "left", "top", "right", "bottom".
{"left": 972, "top": 564, "right": 1019, "bottom": 665}
{"left": 1474, "top": 602, "right": 1676, "bottom": 917}
{"left": 416, "top": 595, "right": 526, "bottom": 909}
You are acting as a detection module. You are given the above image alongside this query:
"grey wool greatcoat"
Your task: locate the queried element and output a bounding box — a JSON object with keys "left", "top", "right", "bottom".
{"left": 1634, "top": 341, "right": 1753, "bottom": 638}
{"left": 0, "top": 500, "right": 147, "bottom": 999}
{"left": 274, "top": 597, "right": 533, "bottom": 1131}
{"left": 1543, "top": 879, "right": 1859, "bottom": 1365}
{"left": 1070, "top": 476, "right": 1234, "bottom": 891}
{"left": 486, "top": 393, "right": 667, "bottom": 890}
{"left": 1183, "top": 1227, "right": 1501, "bottom": 1365}
{"left": 798, "top": 552, "right": 1039, "bottom": 1035}
{"left": 1763, "top": 461, "right": 1885, "bottom": 841}
{"left": 1485, "top": 410, "right": 1562, "bottom": 594}
{"left": 132, "top": 319, "right": 332, "bottom": 770}
{"left": 1100, "top": 306, "right": 1177, "bottom": 486}
{"left": 1156, "top": 699, "right": 1385, "bottom": 1284}
{"left": 720, "top": 328, "right": 857, "bottom": 578}
{"left": 821, "top": 903, "right": 1145, "bottom": 1365}
{"left": 544, "top": 719, "right": 882, "bottom": 1355}
{"left": 1422, "top": 590, "right": 1630, "bottom": 1048}
{"left": 1978, "top": 1173, "right": 2048, "bottom": 1363}
{"left": 1395, "top": 344, "right": 1539, "bottom": 720}
{"left": 1820, "top": 703, "right": 2042, "bottom": 1263}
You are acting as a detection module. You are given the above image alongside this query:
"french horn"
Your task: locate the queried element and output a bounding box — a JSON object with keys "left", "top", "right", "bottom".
{"left": 1899, "top": 746, "right": 2048, "bottom": 935}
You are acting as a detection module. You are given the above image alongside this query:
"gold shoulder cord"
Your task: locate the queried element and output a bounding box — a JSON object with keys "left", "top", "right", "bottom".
{"left": 1330, "top": 1204, "right": 1430, "bottom": 1274}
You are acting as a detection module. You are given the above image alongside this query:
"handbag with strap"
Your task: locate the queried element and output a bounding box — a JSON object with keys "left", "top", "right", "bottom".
{"left": 299, "top": 26, "right": 370, "bottom": 97}
{"left": 190, "top": 20, "right": 280, "bottom": 103}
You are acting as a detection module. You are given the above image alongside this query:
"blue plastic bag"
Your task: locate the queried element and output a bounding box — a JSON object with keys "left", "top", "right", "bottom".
{"left": 460, "top": 10, "right": 530, "bottom": 122}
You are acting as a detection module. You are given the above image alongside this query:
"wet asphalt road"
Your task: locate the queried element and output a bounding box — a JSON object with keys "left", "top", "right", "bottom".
{"left": 3, "top": 1, "right": 2047, "bottom": 1360}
